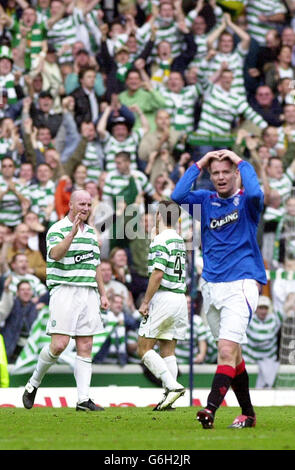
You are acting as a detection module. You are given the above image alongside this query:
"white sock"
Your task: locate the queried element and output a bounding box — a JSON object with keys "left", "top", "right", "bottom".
{"left": 164, "top": 355, "right": 178, "bottom": 380}
{"left": 74, "top": 355, "right": 92, "bottom": 404}
{"left": 30, "top": 345, "right": 59, "bottom": 388}
{"left": 142, "top": 350, "right": 181, "bottom": 390}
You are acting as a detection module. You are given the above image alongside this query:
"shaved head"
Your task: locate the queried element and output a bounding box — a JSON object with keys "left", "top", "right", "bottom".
{"left": 70, "top": 189, "right": 91, "bottom": 204}
{"left": 69, "top": 190, "right": 92, "bottom": 223}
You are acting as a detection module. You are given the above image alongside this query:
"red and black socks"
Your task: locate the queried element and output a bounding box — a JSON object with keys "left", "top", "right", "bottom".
{"left": 206, "top": 364, "right": 236, "bottom": 416}
{"left": 231, "top": 359, "right": 255, "bottom": 417}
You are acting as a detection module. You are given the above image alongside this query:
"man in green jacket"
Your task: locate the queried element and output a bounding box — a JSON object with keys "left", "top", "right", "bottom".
{"left": 119, "top": 69, "right": 167, "bottom": 132}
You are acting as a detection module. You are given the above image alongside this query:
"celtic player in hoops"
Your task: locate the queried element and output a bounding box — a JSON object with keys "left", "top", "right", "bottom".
{"left": 22, "top": 190, "right": 109, "bottom": 411}
{"left": 138, "top": 200, "right": 188, "bottom": 410}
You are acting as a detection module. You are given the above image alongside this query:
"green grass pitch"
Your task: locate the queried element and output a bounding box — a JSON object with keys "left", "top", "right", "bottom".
{"left": 0, "top": 406, "right": 295, "bottom": 450}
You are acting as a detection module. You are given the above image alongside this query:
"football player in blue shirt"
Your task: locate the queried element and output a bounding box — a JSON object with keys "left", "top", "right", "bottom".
{"left": 172, "top": 149, "right": 267, "bottom": 429}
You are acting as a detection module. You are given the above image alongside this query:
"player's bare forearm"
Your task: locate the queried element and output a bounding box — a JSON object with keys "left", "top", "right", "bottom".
{"left": 96, "top": 265, "right": 107, "bottom": 298}
{"left": 50, "top": 214, "right": 81, "bottom": 261}
{"left": 50, "top": 231, "right": 76, "bottom": 261}
{"left": 96, "top": 265, "right": 109, "bottom": 310}
{"left": 143, "top": 269, "right": 164, "bottom": 304}
{"left": 196, "top": 340, "right": 207, "bottom": 363}
{"left": 139, "top": 269, "right": 164, "bottom": 317}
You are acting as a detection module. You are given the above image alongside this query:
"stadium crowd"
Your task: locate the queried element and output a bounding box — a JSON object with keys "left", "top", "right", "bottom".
{"left": 0, "top": 0, "right": 295, "bottom": 387}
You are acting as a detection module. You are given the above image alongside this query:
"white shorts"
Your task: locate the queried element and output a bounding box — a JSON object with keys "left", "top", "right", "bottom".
{"left": 47, "top": 285, "right": 104, "bottom": 337}
{"left": 200, "top": 278, "right": 259, "bottom": 345}
{"left": 138, "top": 291, "right": 188, "bottom": 341}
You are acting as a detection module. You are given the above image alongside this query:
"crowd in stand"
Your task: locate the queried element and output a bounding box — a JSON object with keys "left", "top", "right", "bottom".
{"left": 0, "top": 0, "right": 295, "bottom": 387}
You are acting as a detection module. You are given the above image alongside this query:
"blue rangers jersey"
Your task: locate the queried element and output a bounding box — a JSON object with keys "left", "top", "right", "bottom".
{"left": 171, "top": 160, "right": 267, "bottom": 285}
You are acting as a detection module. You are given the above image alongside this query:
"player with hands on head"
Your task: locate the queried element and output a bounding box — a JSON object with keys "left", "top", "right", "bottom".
{"left": 172, "top": 149, "right": 267, "bottom": 429}
{"left": 22, "top": 189, "right": 109, "bottom": 412}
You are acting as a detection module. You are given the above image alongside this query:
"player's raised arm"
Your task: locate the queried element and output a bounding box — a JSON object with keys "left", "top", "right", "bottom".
{"left": 172, "top": 151, "right": 220, "bottom": 205}
{"left": 197, "top": 150, "right": 224, "bottom": 169}
{"left": 218, "top": 149, "right": 242, "bottom": 166}
{"left": 49, "top": 213, "right": 81, "bottom": 261}
{"left": 220, "top": 149, "right": 264, "bottom": 213}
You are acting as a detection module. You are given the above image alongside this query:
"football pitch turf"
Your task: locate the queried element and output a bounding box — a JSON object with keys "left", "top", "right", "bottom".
{"left": 0, "top": 406, "right": 295, "bottom": 451}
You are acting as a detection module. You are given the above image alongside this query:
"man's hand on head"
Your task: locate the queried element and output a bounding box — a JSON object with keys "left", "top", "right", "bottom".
{"left": 197, "top": 150, "right": 223, "bottom": 169}
{"left": 218, "top": 150, "right": 242, "bottom": 166}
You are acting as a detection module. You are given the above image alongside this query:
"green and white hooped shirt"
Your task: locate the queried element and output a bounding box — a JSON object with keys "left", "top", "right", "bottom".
{"left": 0, "top": 177, "right": 28, "bottom": 227}
{"left": 46, "top": 8, "right": 83, "bottom": 63}
{"left": 46, "top": 216, "right": 100, "bottom": 291}
{"left": 245, "top": 0, "right": 287, "bottom": 46}
{"left": 148, "top": 228, "right": 187, "bottom": 294}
